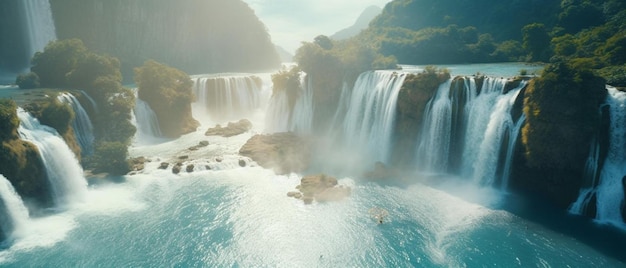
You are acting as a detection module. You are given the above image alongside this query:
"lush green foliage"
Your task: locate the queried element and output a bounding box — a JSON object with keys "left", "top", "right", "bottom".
{"left": 24, "top": 38, "right": 136, "bottom": 173}
{"left": 0, "top": 99, "right": 52, "bottom": 207}
{"left": 271, "top": 66, "right": 302, "bottom": 111}
{"left": 25, "top": 96, "right": 82, "bottom": 158}
{"left": 30, "top": 39, "right": 88, "bottom": 88}
{"left": 0, "top": 99, "right": 19, "bottom": 141}
{"left": 134, "top": 60, "right": 199, "bottom": 138}
{"left": 351, "top": 0, "right": 625, "bottom": 85}
{"left": 15, "top": 72, "right": 40, "bottom": 89}
{"left": 89, "top": 142, "right": 130, "bottom": 175}
{"left": 522, "top": 61, "right": 607, "bottom": 170}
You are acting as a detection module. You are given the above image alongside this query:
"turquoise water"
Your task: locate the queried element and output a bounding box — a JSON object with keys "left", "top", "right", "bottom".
{"left": 1, "top": 64, "right": 625, "bottom": 267}
{"left": 400, "top": 62, "right": 544, "bottom": 77}
{"left": 1, "top": 167, "right": 623, "bottom": 267}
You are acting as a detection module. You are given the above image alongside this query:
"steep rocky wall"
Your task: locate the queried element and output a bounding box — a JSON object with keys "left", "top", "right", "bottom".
{"left": 50, "top": 0, "right": 280, "bottom": 77}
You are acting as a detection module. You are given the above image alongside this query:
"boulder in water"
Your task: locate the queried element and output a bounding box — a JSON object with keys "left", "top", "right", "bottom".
{"left": 186, "top": 164, "right": 194, "bottom": 173}
{"left": 289, "top": 174, "right": 351, "bottom": 204}
{"left": 159, "top": 162, "right": 169, "bottom": 170}
{"left": 239, "top": 132, "right": 310, "bottom": 175}
{"left": 238, "top": 159, "right": 247, "bottom": 167}
{"left": 205, "top": 119, "right": 252, "bottom": 137}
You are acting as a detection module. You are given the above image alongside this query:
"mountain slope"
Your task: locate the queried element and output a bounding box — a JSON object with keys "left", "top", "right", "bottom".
{"left": 331, "top": 5, "right": 382, "bottom": 40}
{"left": 49, "top": 0, "right": 281, "bottom": 76}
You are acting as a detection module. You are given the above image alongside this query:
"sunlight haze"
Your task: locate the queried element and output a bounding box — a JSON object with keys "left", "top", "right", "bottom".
{"left": 243, "top": 0, "right": 391, "bottom": 53}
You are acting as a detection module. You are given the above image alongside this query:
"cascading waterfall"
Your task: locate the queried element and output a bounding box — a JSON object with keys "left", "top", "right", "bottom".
{"left": 264, "top": 72, "right": 315, "bottom": 134}
{"left": 289, "top": 74, "right": 314, "bottom": 134}
{"left": 583, "top": 87, "right": 626, "bottom": 225}
{"left": 57, "top": 93, "right": 95, "bottom": 155}
{"left": 192, "top": 75, "right": 262, "bottom": 122}
{"left": 17, "top": 108, "right": 87, "bottom": 206}
{"left": 414, "top": 77, "right": 527, "bottom": 189}
{"left": 133, "top": 96, "right": 162, "bottom": 139}
{"left": 415, "top": 80, "right": 454, "bottom": 172}
{"left": 0, "top": 175, "right": 29, "bottom": 241}
{"left": 23, "top": 0, "right": 56, "bottom": 58}
{"left": 265, "top": 89, "right": 291, "bottom": 133}
{"left": 341, "top": 71, "right": 407, "bottom": 165}
{"left": 79, "top": 90, "right": 99, "bottom": 114}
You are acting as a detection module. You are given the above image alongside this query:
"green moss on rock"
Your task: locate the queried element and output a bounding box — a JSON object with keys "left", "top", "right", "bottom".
{"left": 135, "top": 60, "right": 199, "bottom": 138}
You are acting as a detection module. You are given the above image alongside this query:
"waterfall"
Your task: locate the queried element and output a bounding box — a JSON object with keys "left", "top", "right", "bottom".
{"left": 17, "top": 108, "right": 87, "bottom": 206}
{"left": 414, "top": 77, "right": 527, "bottom": 189}
{"left": 79, "top": 90, "right": 99, "bottom": 114}
{"left": 0, "top": 0, "right": 56, "bottom": 74}
{"left": 133, "top": 96, "right": 162, "bottom": 139}
{"left": 265, "top": 89, "right": 291, "bottom": 133}
{"left": 289, "top": 74, "right": 314, "bottom": 134}
{"left": 57, "top": 93, "right": 95, "bottom": 155}
{"left": 0, "top": 175, "right": 29, "bottom": 241}
{"left": 595, "top": 87, "right": 626, "bottom": 225}
{"left": 23, "top": 0, "right": 57, "bottom": 58}
{"left": 342, "top": 71, "right": 407, "bottom": 165}
{"left": 192, "top": 75, "right": 262, "bottom": 122}
{"left": 415, "top": 80, "right": 453, "bottom": 172}
{"left": 264, "top": 72, "right": 314, "bottom": 134}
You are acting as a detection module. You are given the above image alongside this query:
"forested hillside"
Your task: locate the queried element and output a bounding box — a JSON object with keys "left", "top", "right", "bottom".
{"left": 49, "top": 0, "right": 281, "bottom": 77}
{"left": 354, "top": 0, "right": 626, "bottom": 85}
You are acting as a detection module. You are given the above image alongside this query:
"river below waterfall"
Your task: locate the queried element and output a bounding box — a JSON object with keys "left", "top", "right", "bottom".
{"left": 1, "top": 66, "right": 625, "bottom": 267}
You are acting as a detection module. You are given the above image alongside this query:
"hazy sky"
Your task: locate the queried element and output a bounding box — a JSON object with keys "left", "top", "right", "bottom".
{"left": 243, "top": 0, "right": 391, "bottom": 54}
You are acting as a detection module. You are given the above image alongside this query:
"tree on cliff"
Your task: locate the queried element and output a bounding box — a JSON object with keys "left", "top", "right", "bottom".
{"left": 134, "top": 60, "right": 199, "bottom": 138}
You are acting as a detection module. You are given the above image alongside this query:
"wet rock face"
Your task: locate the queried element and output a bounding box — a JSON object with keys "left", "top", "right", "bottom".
{"left": 239, "top": 132, "right": 310, "bottom": 175}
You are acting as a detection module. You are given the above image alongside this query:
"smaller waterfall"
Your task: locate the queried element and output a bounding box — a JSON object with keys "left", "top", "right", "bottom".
{"left": 265, "top": 89, "right": 291, "bottom": 133}
{"left": 17, "top": 108, "right": 87, "bottom": 206}
{"left": 192, "top": 75, "right": 262, "bottom": 122}
{"left": 133, "top": 96, "right": 162, "bottom": 139}
{"left": 413, "top": 77, "right": 527, "bottom": 189}
{"left": 342, "top": 71, "right": 407, "bottom": 165}
{"left": 415, "top": 80, "right": 453, "bottom": 172}
{"left": 595, "top": 87, "right": 626, "bottom": 225}
{"left": 57, "top": 93, "right": 94, "bottom": 155}
{"left": 290, "top": 74, "right": 314, "bottom": 134}
{"left": 79, "top": 90, "right": 99, "bottom": 114}
{"left": 0, "top": 175, "right": 29, "bottom": 241}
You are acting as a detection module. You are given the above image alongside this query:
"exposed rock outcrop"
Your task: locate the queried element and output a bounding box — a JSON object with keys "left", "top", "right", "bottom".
{"left": 239, "top": 132, "right": 310, "bottom": 175}
{"left": 288, "top": 174, "right": 351, "bottom": 204}
{"left": 205, "top": 119, "right": 252, "bottom": 137}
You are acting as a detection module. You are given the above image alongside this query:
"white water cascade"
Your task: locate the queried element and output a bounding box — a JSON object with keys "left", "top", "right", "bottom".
{"left": 289, "top": 74, "right": 314, "bottom": 134}
{"left": 192, "top": 75, "right": 262, "bottom": 122}
{"left": 341, "top": 71, "right": 407, "bottom": 165}
{"left": 573, "top": 87, "right": 626, "bottom": 226}
{"left": 133, "top": 96, "right": 162, "bottom": 140}
{"left": 17, "top": 108, "right": 87, "bottom": 207}
{"left": 0, "top": 175, "right": 29, "bottom": 241}
{"left": 415, "top": 77, "right": 527, "bottom": 189}
{"left": 23, "top": 0, "right": 57, "bottom": 61}
{"left": 57, "top": 93, "right": 94, "bottom": 155}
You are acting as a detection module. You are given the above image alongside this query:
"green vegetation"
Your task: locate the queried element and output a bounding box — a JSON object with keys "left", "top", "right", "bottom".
{"left": 522, "top": 62, "right": 606, "bottom": 170}
{"left": 134, "top": 60, "right": 199, "bottom": 138}
{"left": 23, "top": 38, "right": 136, "bottom": 174}
{"left": 517, "top": 61, "right": 607, "bottom": 206}
{"left": 347, "top": 0, "right": 625, "bottom": 85}
{"left": 271, "top": 66, "right": 302, "bottom": 112}
{"left": 25, "top": 97, "right": 81, "bottom": 159}
{"left": 0, "top": 100, "right": 52, "bottom": 208}
{"left": 89, "top": 142, "right": 130, "bottom": 175}
{"left": 15, "top": 72, "right": 40, "bottom": 89}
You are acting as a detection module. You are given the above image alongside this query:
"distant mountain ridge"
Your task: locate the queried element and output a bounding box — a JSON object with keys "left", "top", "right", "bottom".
{"left": 331, "top": 5, "right": 382, "bottom": 40}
